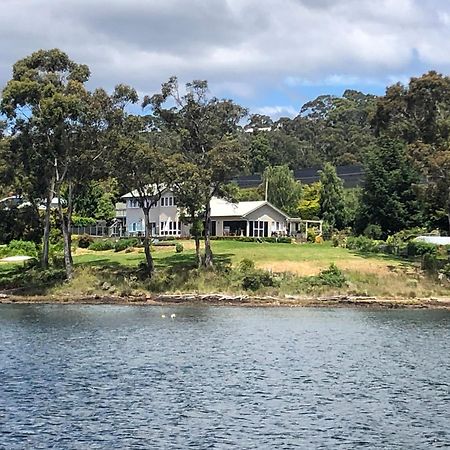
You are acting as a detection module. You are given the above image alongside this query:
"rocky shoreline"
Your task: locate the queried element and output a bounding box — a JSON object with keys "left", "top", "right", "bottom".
{"left": 1, "top": 292, "right": 450, "bottom": 309}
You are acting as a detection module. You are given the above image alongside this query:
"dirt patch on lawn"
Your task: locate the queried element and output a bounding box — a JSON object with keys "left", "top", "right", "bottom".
{"left": 258, "top": 259, "right": 401, "bottom": 277}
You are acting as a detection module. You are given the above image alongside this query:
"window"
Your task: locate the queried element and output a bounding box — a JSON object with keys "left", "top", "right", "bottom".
{"left": 161, "top": 196, "right": 174, "bottom": 207}
{"left": 159, "top": 220, "right": 181, "bottom": 236}
{"left": 251, "top": 221, "right": 266, "bottom": 237}
{"left": 129, "top": 199, "right": 139, "bottom": 208}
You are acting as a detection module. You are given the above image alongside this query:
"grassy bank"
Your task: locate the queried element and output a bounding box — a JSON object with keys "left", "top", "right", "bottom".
{"left": 1, "top": 240, "right": 450, "bottom": 300}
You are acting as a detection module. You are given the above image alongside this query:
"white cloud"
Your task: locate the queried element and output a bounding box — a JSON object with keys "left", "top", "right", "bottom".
{"left": 1, "top": 0, "right": 450, "bottom": 113}
{"left": 253, "top": 105, "right": 298, "bottom": 119}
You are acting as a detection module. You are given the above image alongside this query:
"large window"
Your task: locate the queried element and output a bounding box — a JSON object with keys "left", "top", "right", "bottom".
{"left": 159, "top": 220, "right": 181, "bottom": 236}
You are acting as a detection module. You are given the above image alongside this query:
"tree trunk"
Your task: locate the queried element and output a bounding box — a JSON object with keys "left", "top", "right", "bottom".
{"left": 203, "top": 200, "right": 213, "bottom": 268}
{"left": 41, "top": 176, "right": 55, "bottom": 269}
{"left": 448, "top": 190, "right": 450, "bottom": 234}
{"left": 56, "top": 185, "right": 73, "bottom": 280}
{"left": 143, "top": 207, "right": 155, "bottom": 277}
{"left": 67, "top": 182, "right": 74, "bottom": 266}
{"left": 195, "top": 235, "right": 202, "bottom": 268}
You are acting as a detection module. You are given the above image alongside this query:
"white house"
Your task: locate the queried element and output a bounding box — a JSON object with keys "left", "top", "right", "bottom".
{"left": 121, "top": 187, "right": 299, "bottom": 238}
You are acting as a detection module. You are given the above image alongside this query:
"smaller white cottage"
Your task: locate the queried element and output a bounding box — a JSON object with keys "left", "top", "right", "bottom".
{"left": 209, "top": 198, "right": 289, "bottom": 237}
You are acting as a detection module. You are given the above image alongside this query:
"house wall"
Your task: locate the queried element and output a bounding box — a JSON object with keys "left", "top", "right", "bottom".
{"left": 245, "top": 205, "right": 288, "bottom": 236}
{"left": 125, "top": 191, "right": 187, "bottom": 236}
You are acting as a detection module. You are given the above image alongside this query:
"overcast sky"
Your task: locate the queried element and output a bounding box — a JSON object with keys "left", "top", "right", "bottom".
{"left": 1, "top": 0, "right": 450, "bottom": 118}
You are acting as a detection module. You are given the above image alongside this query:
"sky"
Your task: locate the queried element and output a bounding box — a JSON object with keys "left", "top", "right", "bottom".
{"left": 1, "top": 0, "right": 450, "bottom": 119}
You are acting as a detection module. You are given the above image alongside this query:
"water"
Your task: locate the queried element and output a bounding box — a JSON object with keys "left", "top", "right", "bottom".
{"left": 0, "top": 305, "right": 450, "bottom": 449}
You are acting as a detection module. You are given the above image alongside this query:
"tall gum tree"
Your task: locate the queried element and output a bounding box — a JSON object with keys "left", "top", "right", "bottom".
{"left": 144, "top": 77, "right": 248, "bottom": 267}
{"left": 1, "top": 49, "right": 91, "bottom": 278}
{"left": 110, "top": 101, "right": 170, "bottom": 277}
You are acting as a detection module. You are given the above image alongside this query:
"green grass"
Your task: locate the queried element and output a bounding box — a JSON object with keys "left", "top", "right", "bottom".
{"left": 2, "top": 240, "right": 448, "bottom": 299}
{"left": 74, "top": 241, "right": 399, "bottom": 269}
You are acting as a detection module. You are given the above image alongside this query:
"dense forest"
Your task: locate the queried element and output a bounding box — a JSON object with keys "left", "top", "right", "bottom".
{"left": 1, "top": 49, "right": 450, "bottom": 280}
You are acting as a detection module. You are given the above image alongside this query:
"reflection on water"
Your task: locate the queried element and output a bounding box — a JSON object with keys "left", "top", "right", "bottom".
{"left": 1, "top": 305, "right": 449, "bottom": 449}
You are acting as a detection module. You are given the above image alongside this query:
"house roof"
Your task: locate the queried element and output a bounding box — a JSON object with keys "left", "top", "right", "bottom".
{"left": 121, "top": 185, "right": 169, "bottom": 199}
{"left": 415, "top": 236, "right": 450, "bottom": 246}
{"left": 210, "top": 197, "right": 290, "bottom": 219}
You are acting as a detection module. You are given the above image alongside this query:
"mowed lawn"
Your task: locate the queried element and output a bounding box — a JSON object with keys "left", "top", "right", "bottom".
{"left": 73, "top": 240, "right": 402, "bottom": 277}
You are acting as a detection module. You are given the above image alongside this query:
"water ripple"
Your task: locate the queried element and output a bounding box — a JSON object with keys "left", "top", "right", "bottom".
{"left": 0, "top": 305, "right": 450, "bottom": 449}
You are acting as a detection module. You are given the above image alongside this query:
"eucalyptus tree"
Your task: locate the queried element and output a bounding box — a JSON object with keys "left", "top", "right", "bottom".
{"left": 109, "top": 94, "right": 171, "bottom": 276}
{"left": 144, "top": 77, "right": 248, "bottom": 267}
{"left": 1, "top": 49, "right": 95, "bottom": 278}
{"left": 262, "top": 165, "right": 302, "bottom": 216}
{"left": 319, "top": 163, "right": 346, "bottom": 230}
{"left": 168, "top": 159, "right": 209, "bottom": 267}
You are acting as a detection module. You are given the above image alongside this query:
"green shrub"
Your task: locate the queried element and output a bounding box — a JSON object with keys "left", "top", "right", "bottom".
{"left": 175, "top": 243, "right": 184, "bottom": 253}
{"left": 363, "top": 224, "right": 383, "bottom": 240}
{"left": 210, "top": 236, "right": 292, "bottom": 244}
{"left": 238, "top": 258, "right": 255, "bottom": 272}
{"left": 347, "top": 236, "right": 381, "bottom": 253}
{"left": 306, "top": 263, "right": 346, "bottom": 288}
{"left": 153, "top": 241, "right": 176, "bottom": 247}
{"left": 421, "top": 253, "right": 439, "bottom": 273}
{"left": 441, "top": 263, "right": 450, "bottom": 278}
{"left": 307, "top": 229, "right": 317, "bottom": 243}
{"left": 89, "top": 240, "right": 115, "bottom": 251}
{"left": 242, "top": 270, "right": 277, "bottom": 291}
{"left": 4, "top": 240, "right": 38, "bottom": 258}
{"left": 78, "top": 234, "right": 94, "bottom": 249}
{"left": 114, "top": 238, "right": 138, "bottom": 252}
{"left": 407, "top": 241, "right": 437, "bottom": 257}
{"left": 72, "top": 216, "right": 97, "bottom": 227}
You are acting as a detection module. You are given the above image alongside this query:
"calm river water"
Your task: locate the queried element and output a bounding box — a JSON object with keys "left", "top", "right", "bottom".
{"left": 0, "top": 305, "right": 450, "bottom": 449}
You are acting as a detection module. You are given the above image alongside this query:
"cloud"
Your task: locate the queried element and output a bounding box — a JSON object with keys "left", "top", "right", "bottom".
{"left": 1, "top": 0, "right": 450, "bottom": 114}
{"left": 253, "top": 105, "right": 298, "bottom": 119}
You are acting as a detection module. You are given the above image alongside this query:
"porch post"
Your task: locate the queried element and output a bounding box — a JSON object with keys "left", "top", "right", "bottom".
{"left": 305, "top": 221, "right": 309, "bottom": 240}
{"left": 246, "top": 220, "right": 250, "bottom": 237}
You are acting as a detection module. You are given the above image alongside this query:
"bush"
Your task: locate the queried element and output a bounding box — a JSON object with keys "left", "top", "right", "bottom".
{"left": 306, "top": 263, "right": 347, "bottom": 288}
{"left": 406, "top": 240, "right": 437, "bottom": 257}
{"left": 72, "top": 216, "right": 97, "bottom": 227}
{"left": 242, "top": 270, "right": 277, "bottom": 291}
{"left": 114, "top": 238, "right": 138, "bottom": 252}
{"left": 153, "top": 241, "right": 176, "bottom": 247}
{"left": 210, "top": 236, "right": 292, "bottom": 244}
{"left": 363, "top": 224, "right": 383, "bottom": 240}
{"left": 238, "top": 258, "right": 255, "bottom": 272}
{"left": 175, "top": 243, "right": 184, "bottom": 253}
{"left": 441, "top": 263, "right": 450, "bottom": 279}
{"left": 3, "top": 240, "right": 38, "bottom": 258}
{"left": 307, "top": 229, "right": 317, "bottom": 243}
{"left": 422, "top": 253, "right": 439, "bottom": 274}
{"left": 78, "top": 234, "right": 94, "bottom": 249}
{"left": 347, "top": 236, "right": 381, "bottom": 253}
{"left": 89, "top": 240, "right": 115, "bottom": 251}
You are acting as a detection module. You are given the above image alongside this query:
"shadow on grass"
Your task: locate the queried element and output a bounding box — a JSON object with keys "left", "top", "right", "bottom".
{"left": 0, "top": 264, "right": 67, "bottom": 296}
{"left": 155, "top": 252, "right": 234, "bottom": 271}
